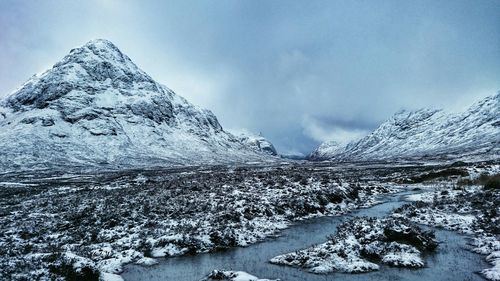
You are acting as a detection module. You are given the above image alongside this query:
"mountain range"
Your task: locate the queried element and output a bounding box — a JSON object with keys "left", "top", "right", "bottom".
{"left": 1, "top": 39, "right": 497, "bottom": 170}
{"left": 309, "top": 93, "right": 500, "bottom": 161}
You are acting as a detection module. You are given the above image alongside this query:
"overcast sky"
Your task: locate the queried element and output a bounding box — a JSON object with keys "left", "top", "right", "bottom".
{"left": 1, "top": 0, "right": 499, "bottom": 155}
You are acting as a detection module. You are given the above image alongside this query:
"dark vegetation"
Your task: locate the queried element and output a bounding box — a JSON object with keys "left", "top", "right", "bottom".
{"left": 49, "top": 259, "right": 100, "bottom": 281}
{"left": 391, "top": 164, "right": 500, "bottom": 280}
{"left": 457, "top": 173, "right": 500, "bottom": 190}
{"left": 335, "top": 217, "right": 437, "bottom": 260}
{"left": 382, "top": 219, "right": 437, "bottom": 251}
{"left": 408, "top": 168, "right": 468, "bottom": 183}
{"left": 481, "top": 174, "right": 500, "bottom": 190}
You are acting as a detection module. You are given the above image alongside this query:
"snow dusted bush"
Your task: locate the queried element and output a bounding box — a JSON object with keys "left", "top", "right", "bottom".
{"left": 48, "top": 253, "right": 100, "bottom": 281}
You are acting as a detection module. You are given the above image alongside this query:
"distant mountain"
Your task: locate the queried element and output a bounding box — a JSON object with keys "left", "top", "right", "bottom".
{"left": 234, "top": 132, "right": 278, "bottom": 156}
{"left": 308, "top": 140, "right": 346, "bottom": 160}
{"left": 0, "top": 39, "right": 276, "bottom": 171}
{"left": 308, "top": 93, "right": 500, "bottom": 161}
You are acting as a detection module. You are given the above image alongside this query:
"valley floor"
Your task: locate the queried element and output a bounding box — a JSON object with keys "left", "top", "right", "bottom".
{"left": 0, "top": 160, "right": 498, "bottom": 281}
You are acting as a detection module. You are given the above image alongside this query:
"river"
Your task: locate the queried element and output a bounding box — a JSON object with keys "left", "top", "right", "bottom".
{"left": 122, "top": 190, "right": 488, "bottom": 281}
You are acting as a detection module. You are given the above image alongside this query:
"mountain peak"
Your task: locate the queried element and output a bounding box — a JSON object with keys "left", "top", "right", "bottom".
{"left": 85, "top": 38, "right": 119, "bottom": 48}
{"left": 58, "top": 39, "right": 143, "bottom": 75}
{"left": 77, "top": 39, "right": 129, "bottom": 64}
{"left": 392, "top": 108, "right": 441, "bottom": 119}
{"left": 307, "top": 140, "right": 346, "bottom": 160}
{"left": 0, "top": 39, "right": 276, "bottom": 170}
{"left": 3, "top": 39, "right": 155, "bottom": 110}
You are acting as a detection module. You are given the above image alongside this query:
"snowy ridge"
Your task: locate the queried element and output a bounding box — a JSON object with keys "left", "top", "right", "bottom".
{"left": 308, "top": 140, "right": 346, "bottom": 160}
{"left": 309, "top": 93, "right": 500, "bottom": 161}
{"left": 0, "top": 39, "right": 276, "bottom": 171}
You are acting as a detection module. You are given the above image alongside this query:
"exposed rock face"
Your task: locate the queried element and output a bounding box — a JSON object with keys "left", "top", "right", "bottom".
{"left": 308, "top": 140, "right": 346, "bottom": 160}
{"left": 0, "top": 39, "right": 276, "bottom": 171}
{"left": 236, "top": 133, "right": 278, "bottom": 156}
{"left": 309, "top": 93, "right": 500, "bottom": 161}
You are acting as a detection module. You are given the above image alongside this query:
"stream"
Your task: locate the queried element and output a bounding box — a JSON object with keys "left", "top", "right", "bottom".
{"left": 122, "top": 190, "right": 488, "bottom": 281}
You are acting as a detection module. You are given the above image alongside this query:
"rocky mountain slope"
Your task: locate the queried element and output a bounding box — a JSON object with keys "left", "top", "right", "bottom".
{"left": 234, "top": 132, "right": 278, "bottom": 156}
{"left": 309, "top": 93, "right": 500, "bottom": 161}
{"left": 308, "top": 140, "right": 346, "bottom": 161}
{"left": 0, "top": 39, "right": 276, "bottom": 171}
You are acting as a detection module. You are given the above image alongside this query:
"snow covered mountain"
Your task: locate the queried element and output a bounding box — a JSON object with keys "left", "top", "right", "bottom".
{"left": 307, "top": 140, "right": 346, "bottom": 160}
{"left": 0, "top": 39, "right": 276, "bottom": 171}
{"left": 309, "top": 93, "right": 500, "bottom": 161}
{"left": 233, "top": 132, "right": 278, "bottom": 156}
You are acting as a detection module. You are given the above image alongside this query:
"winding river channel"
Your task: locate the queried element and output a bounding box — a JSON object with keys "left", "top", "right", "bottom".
{"left": 122, "top": 190, "right": 488, "bottom": 281}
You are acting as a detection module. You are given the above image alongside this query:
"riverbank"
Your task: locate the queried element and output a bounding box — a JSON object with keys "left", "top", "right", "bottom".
{"left": 393, "top": 165, "right": 500, "bottom": 280}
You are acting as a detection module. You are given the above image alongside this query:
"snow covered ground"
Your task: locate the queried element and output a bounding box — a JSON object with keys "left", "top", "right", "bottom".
{"left": 0, "top": 163, "right": 399, "bottom": 280}
{"left": 201, "top": 270, "right": 279, "bottom": 281}
{"left": 1, "top": 161, "right": 496, "bottom": 280}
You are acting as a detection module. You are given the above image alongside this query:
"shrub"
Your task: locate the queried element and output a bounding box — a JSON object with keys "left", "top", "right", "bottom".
{"left": 457, "top": 178, "right": 473, "bottom": 187}
{"left": 410, "top": 168, "right": 468, "bottom": 183}
{"left": 484, "top": 174, "right": 500, "bottom": 190}
{"left": 49, "top": 258, "right": 99, "bottom": 281}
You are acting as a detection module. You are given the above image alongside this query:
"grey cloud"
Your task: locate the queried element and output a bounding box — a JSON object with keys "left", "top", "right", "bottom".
{"left": 1, "top": 0, "right": 499, "bottom": 154}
